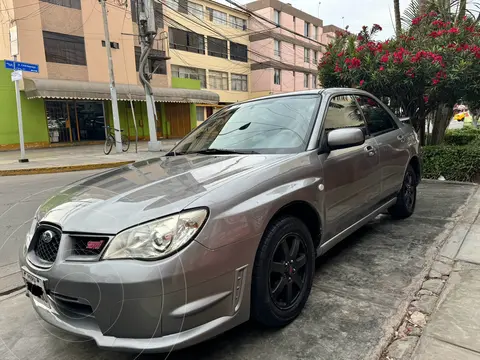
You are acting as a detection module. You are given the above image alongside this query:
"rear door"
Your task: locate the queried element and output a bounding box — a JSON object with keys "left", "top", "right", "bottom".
{"left": 321, "top": 94, "right": 381, "bottom": 240}
{"left": 355, "top": 96, "right": 410, "bottom": 200}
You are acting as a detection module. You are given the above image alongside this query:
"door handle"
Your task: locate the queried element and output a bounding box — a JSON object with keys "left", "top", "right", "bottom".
{"left": 364, "top": 145, "right": 376, "bottom": 157}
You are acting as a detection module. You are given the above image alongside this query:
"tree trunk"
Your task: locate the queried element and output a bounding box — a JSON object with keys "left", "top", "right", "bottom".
{"left": 431, "top": 104, "right": 453, "bottom": 145}
{"left": 394, "top": 0, "right": 402, "bottom": 36}
{"left": 458, "top": 0, "right": 467, "bottom": 21}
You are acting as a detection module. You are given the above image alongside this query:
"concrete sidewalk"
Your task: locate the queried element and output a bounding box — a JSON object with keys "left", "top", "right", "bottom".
{"left": 0, "top": 140, "right": 177, "bottom": 175}
{"left": 385, "top": 186, "right": 480, "bottom": 360}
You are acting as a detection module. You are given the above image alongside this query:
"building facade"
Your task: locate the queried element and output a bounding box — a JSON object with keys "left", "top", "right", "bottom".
{"left": 163, "top": 0, "right": 250, "bottom": 124}
{"left": 246, "top": 0, "right": 338, "bottom": 98}
{"left": 0, "top": 0, "right": 218, "bottom": 149}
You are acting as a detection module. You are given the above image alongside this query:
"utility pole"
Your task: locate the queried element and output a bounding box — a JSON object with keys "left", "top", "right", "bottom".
{"left": 9, "top": 24, "right": 28, "bottom": 162}
{"left": 137, "top": 0, "right": 162, "bottom": 151}
{"left": 100, "top": 0, "right": 122, "bottom": 153}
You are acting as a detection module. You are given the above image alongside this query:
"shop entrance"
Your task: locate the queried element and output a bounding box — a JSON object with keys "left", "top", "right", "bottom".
{"left": 45, "top": 100, "right": 106, "bottom": 143}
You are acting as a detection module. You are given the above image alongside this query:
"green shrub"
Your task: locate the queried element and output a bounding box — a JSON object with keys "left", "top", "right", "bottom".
{"left": 444, "top": 127, "right": 480, "bottom": 146}
{"left": 422, "top": 145, "right": 480, "bottom": 182}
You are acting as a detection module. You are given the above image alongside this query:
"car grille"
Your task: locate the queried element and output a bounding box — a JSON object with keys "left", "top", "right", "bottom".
{"left": 71, "top": 235, "right": 109, "bottom": 256}
{"left": 33, "top": 225, "right": 62, "bottom": 263}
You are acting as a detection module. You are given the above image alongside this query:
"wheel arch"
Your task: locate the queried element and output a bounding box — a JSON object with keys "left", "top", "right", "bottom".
{"left": 408, "top": 155, "right": 421, "bottom": 185}
{"left": 267, "top": 201, "right": 322, "bottom": 252}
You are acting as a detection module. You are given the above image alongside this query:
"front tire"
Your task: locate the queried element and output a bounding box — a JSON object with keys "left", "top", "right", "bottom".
{"left": 388, "top": 164, "right": 417, "bottom": 219}
{"left": 104, "top": 135, "right": 114, "bottom": 155}
{"left": 121, "top": 134, "right": 130, "bottom": 152}
{"left": 251, "top": 216, "right": 315, "bottom": 327}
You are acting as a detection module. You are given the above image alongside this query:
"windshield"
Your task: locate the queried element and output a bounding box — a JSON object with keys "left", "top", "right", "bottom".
{"left": 170, "top": 94, "right": 321, "bottom": 155}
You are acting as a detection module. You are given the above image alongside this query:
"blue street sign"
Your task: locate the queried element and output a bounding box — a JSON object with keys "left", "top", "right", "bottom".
{"left": 4, "top": 60, "right": 39, "bottom": 73}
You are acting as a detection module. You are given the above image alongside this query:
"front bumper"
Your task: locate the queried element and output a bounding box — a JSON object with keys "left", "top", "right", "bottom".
{"left": 19, "top": 239, "right": 254, "bottom": 352}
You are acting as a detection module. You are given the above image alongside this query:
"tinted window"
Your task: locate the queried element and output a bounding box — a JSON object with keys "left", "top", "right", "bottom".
{"left": 207, "top": 37, "right": 227, "bottom": 58}
{"left": 43, "top": 31, "right": 86, "bottom": 65}
{"left": 172, "top": 95, "right": 320, "bottom": 154}
{"left": 356, "top": 96, "right": 397, "bottom": 135}
{"left": 40, "top": 0, "right": 81, "bottom": 9}
{"left": 230, "top": 42, "right": 247, "bottom": 62}
{"left": 169, "top": 27, "right": 205, "bottom": 54}
{"left": 324, "top": 95, "right": 366, "bottom": 133}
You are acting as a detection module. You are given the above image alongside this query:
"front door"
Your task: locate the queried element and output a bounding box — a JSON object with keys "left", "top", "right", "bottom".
{"left": 164, "top": 103, "right": 191, "bottom": 138}
{"left": 321, "top": 95, "right": 381, "bottom": 240}
{"left": 355, "top": 96, "right": 410, "bottom": 199}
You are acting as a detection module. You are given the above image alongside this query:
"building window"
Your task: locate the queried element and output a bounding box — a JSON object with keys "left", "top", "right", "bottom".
{"left": 207, "top": 37, "right": 228, "bottom": 58}
{"left": 165, "top": 0, "right": 187, "bottom": 13}
{"left": 304, "top": 22, "right": 310, "bottom": 37}
{"left": 187, "top": 1, "right": 203, "bottom": 17}
{"left": 230, "top": 15, "right": 246, "bottom": 30}
{"left": 304, "top": 73, "right": 309, "bottom": 88}
{"left": 40, "top": 0, "right": 81, "bottom": 9}
{"left": 196, "top": 106, "right": 205, "bottom": 122}
{"left": 206, "top": 7, "right": 227, "bottom": 25}
{"left": 230, "top": 41, "right": 247, "bottom": 62}
{"left": 274, "top": 69, "right": 281, "bottom": 85}
{"left": 312, "top": 75, "right": 317, "bottom": 88}
{"left": 231, "top": 73, "right": 247, "bottom": 91}
{"left": 304, "top": 48, "right": 310, "bottom": 63}
{"left": 134, "top": 47, "right": 167, "bottom": 75}
{"left": 313, "top": 51, "right": 318, "bottom": 64}
{"left": 314, "top": 25, "right": 318, "bottom": 40}
{"left": 274, "top": 39, "right": 280, "bottom": 57}
{"left": 169, "top": 27, "right": 205, "bottom": 54}
{"left": 274, "top": 10, "right": 280, "bottom": 25}
{"left": 209, "top": 70, "right": 228, "bottom": 90}
{"left": 43, "top": 31, "right": 86, "bottom": 65}
{"left": 171, "top": 65, "right": 206, "bottom": 88}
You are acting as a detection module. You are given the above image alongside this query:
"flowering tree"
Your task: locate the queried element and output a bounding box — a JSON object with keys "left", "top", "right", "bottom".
{"left": 318, "top": 13, "right": 480, "bottom": 145}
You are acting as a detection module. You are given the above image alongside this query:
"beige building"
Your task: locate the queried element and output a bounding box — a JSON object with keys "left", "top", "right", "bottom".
{"left": 164, "top": 0, "right": 250, "bottom": 122}
{"left": 0, "top": 0, "right": 218, "bottom": 146}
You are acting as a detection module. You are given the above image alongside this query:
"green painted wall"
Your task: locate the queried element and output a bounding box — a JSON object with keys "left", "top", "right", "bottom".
{"left": 159, "top": 103, "right": 168, "bottom": 137}
{"left": 171, "top": 77, "right": 201, "bottom": 90}
{"left": 0, "top": 60, "right": 49, "bottom": 146}
{"left": 104, "top": 100, "right": 151, "bottom": 139}
{"left": 190, "top": 104, "right": 196, "bottom": 130}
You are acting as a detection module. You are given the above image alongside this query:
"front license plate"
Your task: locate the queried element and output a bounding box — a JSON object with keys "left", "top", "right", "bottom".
{"left": 21, "top": 267, "right": 50, "bottom": 308}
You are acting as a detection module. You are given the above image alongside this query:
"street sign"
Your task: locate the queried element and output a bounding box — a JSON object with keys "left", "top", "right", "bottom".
{"left": 11, "top": 70, "right": 22, "bottom": 81}
{"left": 4, "top": 60, "right": 39, "bottom": 73}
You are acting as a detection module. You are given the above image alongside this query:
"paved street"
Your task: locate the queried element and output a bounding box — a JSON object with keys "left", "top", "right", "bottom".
{"left": 0, "top": 171, "right": 102, "bottom": 294}
{"left": 0, "top": 179, "right": 477, "bottom": 360}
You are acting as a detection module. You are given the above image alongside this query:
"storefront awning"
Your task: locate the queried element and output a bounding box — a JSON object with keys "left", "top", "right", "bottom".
{"left": 23, "top": 78, "right": 219, "bottom": 104}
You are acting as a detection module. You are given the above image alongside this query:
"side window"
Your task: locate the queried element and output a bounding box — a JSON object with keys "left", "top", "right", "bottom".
{"left": 355, "top": 96, "right": 397, "bottom": 135}
{"left": 324, "top": 95, "right": 366, "bottom": 134}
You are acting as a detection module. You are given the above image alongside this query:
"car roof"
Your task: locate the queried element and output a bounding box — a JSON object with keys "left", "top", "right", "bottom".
{"left": 234, "top": 88, "right": 374, "bottom": 105}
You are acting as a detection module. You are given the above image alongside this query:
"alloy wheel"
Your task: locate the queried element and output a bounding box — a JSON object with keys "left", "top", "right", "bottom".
{"left": 404, "top": 171, "right": 416, "bottom": 211}
{"left": 268, "top": 233, "right": 308, "bottom": 310}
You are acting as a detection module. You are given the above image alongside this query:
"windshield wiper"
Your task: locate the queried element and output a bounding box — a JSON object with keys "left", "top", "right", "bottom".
{"left": 191, "top": 148, "right": 259, "bottom": 155}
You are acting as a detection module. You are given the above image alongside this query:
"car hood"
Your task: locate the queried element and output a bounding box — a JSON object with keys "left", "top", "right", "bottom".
{"left": 36, "top": 154, "right": 291, "bottom": 234}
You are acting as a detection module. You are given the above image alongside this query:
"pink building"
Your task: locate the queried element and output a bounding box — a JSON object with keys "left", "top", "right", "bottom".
{"left": 246, "top": 0, "right": 341, "bottom": 98}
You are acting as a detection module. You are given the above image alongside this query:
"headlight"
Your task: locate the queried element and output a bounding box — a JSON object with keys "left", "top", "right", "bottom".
{"left": 26, "top": 217, "right": 38, "bottom": 248}
{"left": 102, "top": 209, "right": 208, "bottom": 260}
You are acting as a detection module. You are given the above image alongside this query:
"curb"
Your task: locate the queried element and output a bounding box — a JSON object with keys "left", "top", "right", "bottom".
{"left": 0, "top": 161, "right": 134, "bottom": 176}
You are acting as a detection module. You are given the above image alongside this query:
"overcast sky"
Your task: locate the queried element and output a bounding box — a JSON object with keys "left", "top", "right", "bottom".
{"left": 218, "top": 0, "right": 479, "bottom": 40}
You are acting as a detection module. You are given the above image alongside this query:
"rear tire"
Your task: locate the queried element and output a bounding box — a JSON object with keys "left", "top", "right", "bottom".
{"left": 121, "top": 134, "right": 130, "bottom": 152}
{"left": 251, "top": 216, "right": 315, "bottom": 327}
{"left": 388, "top": 164, "right": 417, "bottom": 219}
{"left": 104, "top": 135, "right": 114, "bottom": 155}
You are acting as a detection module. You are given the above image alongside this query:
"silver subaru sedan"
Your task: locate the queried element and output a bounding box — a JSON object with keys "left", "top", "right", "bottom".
{"left": 19, "top": 89, "right": 421, "bottom": 353}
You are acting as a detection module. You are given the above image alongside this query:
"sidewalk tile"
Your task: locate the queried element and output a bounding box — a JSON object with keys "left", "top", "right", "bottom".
{"left": 424, "top": 269, "right": 480, "bottom": 353}
{"left": 412, "top": 336, "right": 480, "bottom": 360}
{"left": 456, "top": 225, "right": 480, "bottom": 264}
{"left": 440, "top": 223, "right": 470, "bottom": 259}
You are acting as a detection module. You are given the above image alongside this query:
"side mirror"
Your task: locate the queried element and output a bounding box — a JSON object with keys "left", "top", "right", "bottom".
{"left": 327, "top": 128, "right": 365, "bottom": 150}
{"left": 399, "top": 117, "right": 411, "bottom": 124}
